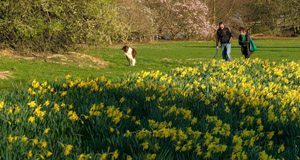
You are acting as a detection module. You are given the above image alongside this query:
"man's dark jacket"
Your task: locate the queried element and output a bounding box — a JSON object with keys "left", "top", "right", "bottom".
{"left": 216, "top": 27, "right": 232, "bottom": 46}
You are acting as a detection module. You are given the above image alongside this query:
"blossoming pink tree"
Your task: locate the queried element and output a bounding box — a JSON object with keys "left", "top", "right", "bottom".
{"left": 172, "top": 0, "right": 216, "bottom": 39}
{"left": 145, "top": 0, "right": 216, "bottom": 39}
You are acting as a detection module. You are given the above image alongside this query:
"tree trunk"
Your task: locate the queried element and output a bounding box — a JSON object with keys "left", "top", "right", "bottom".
{"left": 213, "top": 0, "right": 216, "bottom": 24}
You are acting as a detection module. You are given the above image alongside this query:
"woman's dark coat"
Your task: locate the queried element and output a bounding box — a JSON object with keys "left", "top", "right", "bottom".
{"left": 238, "top": 33, "right": 253, "bottom": 58}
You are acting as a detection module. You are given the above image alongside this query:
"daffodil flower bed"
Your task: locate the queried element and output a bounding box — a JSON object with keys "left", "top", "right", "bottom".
{"left": 0, "top": 58, "right": 300, "bottom": 160}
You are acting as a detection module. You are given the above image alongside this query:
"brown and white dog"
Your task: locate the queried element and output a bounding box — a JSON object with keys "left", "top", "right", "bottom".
{"left": 121, "top": 45, "right": 136, "bottom": 66}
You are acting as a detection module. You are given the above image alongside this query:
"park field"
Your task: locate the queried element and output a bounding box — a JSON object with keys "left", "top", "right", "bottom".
{"left": 0, "top": 38, "right": 300, "bottom": 159}
{"left": 0, "top": 39, "right": 300, "bottom": 90}
{"left": 0, "top": 50, "right": 300, "bottom": 159}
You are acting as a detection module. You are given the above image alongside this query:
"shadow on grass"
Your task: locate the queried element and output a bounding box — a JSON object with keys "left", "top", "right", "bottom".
{"left": 1, "top": 76, "right": 298, "bottom": 159}
{"left": 54, "top": 80, "right": 298, "bottom": 160}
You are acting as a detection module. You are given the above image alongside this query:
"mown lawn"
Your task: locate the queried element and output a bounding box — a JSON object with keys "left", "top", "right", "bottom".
{"left": 1, "top": 39, "right": 300, "bottom": 89}
{"left": 0, "top": 58, "right": 300, "bottom": 159}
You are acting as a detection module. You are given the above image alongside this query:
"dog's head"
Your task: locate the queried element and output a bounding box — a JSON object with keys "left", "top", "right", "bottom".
{"left": 121, "top": 45, "right": 129, "bottom": 52}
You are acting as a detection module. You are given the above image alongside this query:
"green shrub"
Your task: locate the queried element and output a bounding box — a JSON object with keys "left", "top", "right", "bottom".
{"left": 0, "top": 0, "right": 129, "bottom": 53}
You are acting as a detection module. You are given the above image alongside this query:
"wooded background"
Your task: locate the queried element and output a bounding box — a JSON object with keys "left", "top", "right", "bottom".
{"left": 0, "top": 0, "right": 299, "bottom": 52}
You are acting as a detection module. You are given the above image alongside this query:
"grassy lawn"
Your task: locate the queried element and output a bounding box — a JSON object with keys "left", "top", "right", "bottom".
{"left": 1, "top": 39, "right": 300, "bottom": 90}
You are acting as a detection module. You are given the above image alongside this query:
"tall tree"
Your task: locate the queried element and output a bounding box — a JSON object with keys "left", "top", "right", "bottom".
{"left": 117, "top": 0, "right": 156, "bottom": 42}
{"left": 144, "top": 0, "right": 216, "bottom": 40}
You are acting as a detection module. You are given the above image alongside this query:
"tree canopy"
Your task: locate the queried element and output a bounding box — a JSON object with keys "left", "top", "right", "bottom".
{"left": 0, "top": 0, "right": 299, "bottom": 52}
{"left": 0, "top": 0, "right": 129, "bottom": 52}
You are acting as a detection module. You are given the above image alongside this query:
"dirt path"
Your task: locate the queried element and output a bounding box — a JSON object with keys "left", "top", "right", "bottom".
{"left": 0, "top": 49, "right": 108, "bottom": 69}
{"left": 0, "top": 71, "right": 13, "bottom": 80}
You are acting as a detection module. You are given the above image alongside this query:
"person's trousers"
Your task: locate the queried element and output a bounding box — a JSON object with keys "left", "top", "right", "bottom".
{"left": 241, "top": 46, "right": 250, "bottom": 59}
{"left": 221, "top": 43, "right": 232, "bottom": 61}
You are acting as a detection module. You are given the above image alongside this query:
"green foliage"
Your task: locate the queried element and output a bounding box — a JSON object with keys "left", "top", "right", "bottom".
{"left": 0, "top": 0, "right": 129, "bottom": 53}
{"left": 245, "top": 0, "right": 300, "bottom": 35}
{"left": 251, "top": 25, "right": 273, "bottom": 35}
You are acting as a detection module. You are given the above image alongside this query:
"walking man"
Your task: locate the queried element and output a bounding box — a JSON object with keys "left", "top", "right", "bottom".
{"left": 216, "top": 22, "right": 232, "bottom": 61}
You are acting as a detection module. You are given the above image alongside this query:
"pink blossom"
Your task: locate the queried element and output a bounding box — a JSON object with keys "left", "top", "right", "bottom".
{"left": 147, "top": 0, "right": 216, "bottom": 39}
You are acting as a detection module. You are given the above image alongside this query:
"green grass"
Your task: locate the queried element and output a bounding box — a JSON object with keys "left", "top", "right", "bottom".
{"left": 1, "top": 58, "right": 299, "bottom": 159}
{"left": 1, "top": 39, "right": 300, "bottom": 89}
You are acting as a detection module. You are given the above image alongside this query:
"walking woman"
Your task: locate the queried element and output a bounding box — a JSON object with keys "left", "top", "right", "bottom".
{"left": 238, "top": 27, "right": 252, "bottom": 59}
